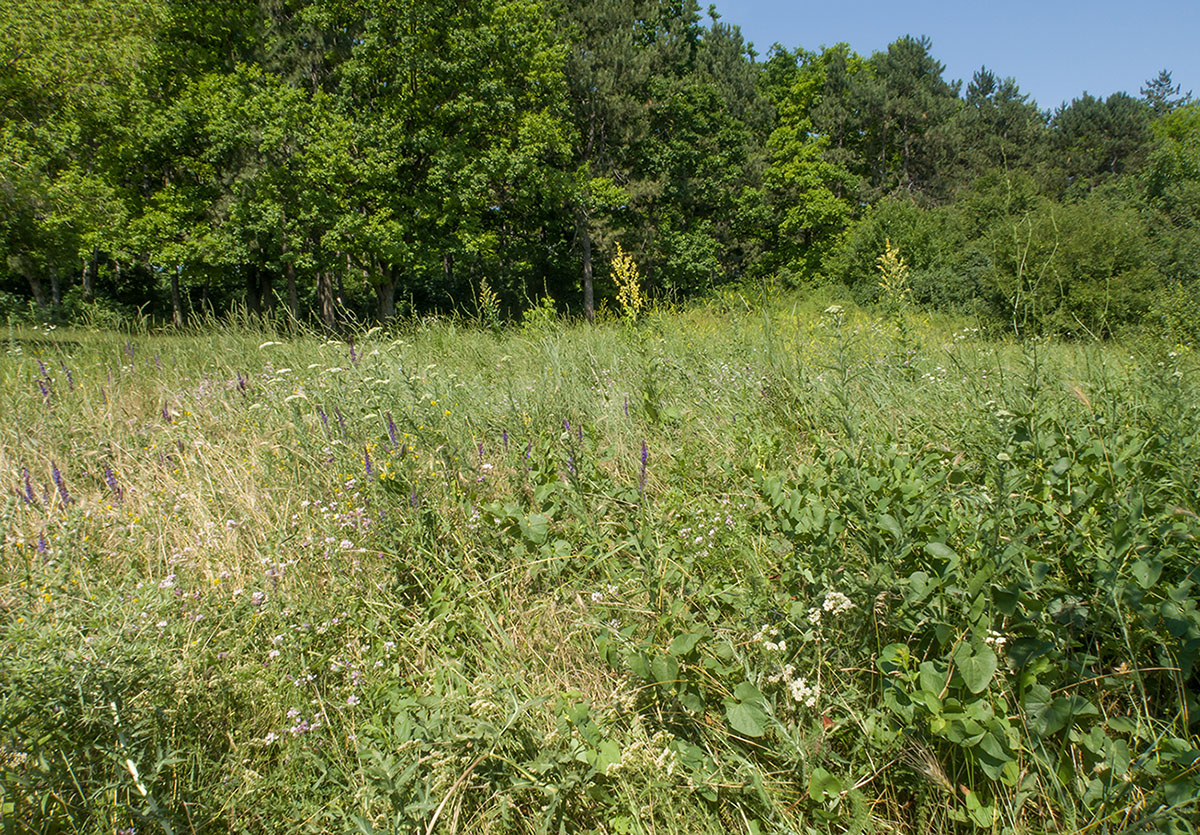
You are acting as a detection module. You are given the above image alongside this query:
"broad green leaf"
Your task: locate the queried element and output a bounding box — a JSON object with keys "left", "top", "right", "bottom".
{"left": 725, "top": 682, "right": 768, "bottom": 737}
{"left": 953, "top": 642, "right": 998, "bottom": 694}
{"left": 807, "top": 767, "right": 842, "bottom": 802}
{"left": 651, "top": 654, "right": 679, "bottom": 686}
{"left": 878, "top": 513, "right": 903, "bottom": 539}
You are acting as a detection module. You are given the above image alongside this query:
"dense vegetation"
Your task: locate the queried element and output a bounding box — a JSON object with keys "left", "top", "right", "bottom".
{"left": 2, "top": 0, "right": 1198, "bottom": 338}
{"left": 2, "top": 302, "right": 1198, "bottom": 832}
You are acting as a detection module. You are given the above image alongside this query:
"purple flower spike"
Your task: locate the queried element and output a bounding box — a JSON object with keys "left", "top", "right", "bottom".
{"left": 334, "top": 408, "right": 346, "bottom": 435}
{"left": 348, "top": 341, "right": 359, "bottom": 367}
{"left": 502, "top": 428, "right": 509, "bottom": 452}
{"left": 385, "top": 412, "right": 398, "bottom": 448}
{"left": 37, "top": 360, "right": 49, "bottom": 379}
{"left": 37, "top": 534, "right": 47, "bottom": 554}
{"left": 104, "top": 465, "right": 124, "bottom": 501}
{"left": 21, "top": 467, "right": 36, "bottom": 504}
{"left": 318, "top": 407, "right": 329, "bottom": 433}
{"left": 60, "top": 361, "right": 74, "bottom": 390}
{"left": 639, "top": 441, "right": 648, "bottom": 490}
{"left": 36, "top": 379, "right": 51, "bottom": 402}
{"left": 51, "top": 462, "right": 72, "bottom": 505}
{"left": 364, "top": 447, "right": 375, "bottom": 479}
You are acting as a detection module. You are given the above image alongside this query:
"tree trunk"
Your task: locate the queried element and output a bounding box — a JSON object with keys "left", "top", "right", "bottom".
{"left": 81, "top": 249, "right": 97, "bottom": 301}
{"left": 25, "top": 269, "right": 48, "bottom": 311}
{"left": 170, "top": 267, "right": 183, "bottom": 327}
{"left": 580, "top": 217, "right": 595, "bottom": 323}
{"left": 246, "top": 266, "right": 262, "bottom": 316}
{"left": 259, "top": 268, "right": 274, "bottom": 314}
{"left": 49, "top": 266, "right": 61, "bottom": 308}
{"left": 286, "top": 258, "right": 298, "bottom": 320}
{"left": 376, "top": 266, "right": 396, "bottom": 323}
{"left": 317, "top": 271, "right": 335, "bottom": 330}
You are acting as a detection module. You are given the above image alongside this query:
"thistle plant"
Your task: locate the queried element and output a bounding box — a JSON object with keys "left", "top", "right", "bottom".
{"left": 612, "top": 243, "right": 645, "bottom": 324}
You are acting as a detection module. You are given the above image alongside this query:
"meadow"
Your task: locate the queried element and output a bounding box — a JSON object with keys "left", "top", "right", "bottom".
{"left": 1, "top": 295, "right": 1198, "bottom": 834}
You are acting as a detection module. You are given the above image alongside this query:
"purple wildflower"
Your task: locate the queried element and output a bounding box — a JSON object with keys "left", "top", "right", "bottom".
{"left": 385, "top": 412, "right": 398, "bottom": 448}
{"left": 348, "top": 341, "right": 359, "bottom": 367}
{"left": 154, "top": 353, "right": 162, "bottom": 369}
{"left": 399, "top": 442, "right": 407, "bottom": 459}
{"left": 20, "top": 467, "right": 36, "bottom": 504}
{"left": 104, "top": 465, "right": 124, "bottom": 501}
{"left": 37, "top": 534, "right": 47, "bottom": 554}
{"left": 36, "top": 379, "right": 51, "bottom": 402}
{"left": 37, "top": 359, "right": 49, "bottom": 379}
{"left": 60, "top": 361, "right": 74, "bottom": 390}
{"left": 639, "top": 441, "right": 648, "bottom": 490}
{"left": 100, "top": 387, "right": 107, "bottom": 405}
{"left": 364, "top": 447, "right": 375, "bottom": 479}
{"left": 334, "top": 408, "right": 346, "bottom": 435}
{"left": 502, "top": 428, "right": 509, "bottom": 452}
{"left": 51, "top": 462, "right": 71, "bottom": 505}
{"left": 318, "top": 407, "right": 329, "bottom": 433}
{"left": 162, "top": 401, "right": 171, "bottom": 422}
{"left": 477, "top": 442, "right": 484, "bottom": 464}
{"left": 124, "top": 340, "right": 134, "bottom": 359}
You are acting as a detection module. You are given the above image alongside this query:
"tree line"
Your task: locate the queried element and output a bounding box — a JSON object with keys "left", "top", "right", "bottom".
{"left": 2, "top": 0, "right": 1197, "bottom": 337}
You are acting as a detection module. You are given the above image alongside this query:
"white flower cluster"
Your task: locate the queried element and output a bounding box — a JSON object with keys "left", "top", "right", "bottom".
{"left": 984, "top": 630, "right": 1008, "bottom": 653}
{"left": 768, "top": 663, "right": 819, "bottom": 708}
{"left": 807, "top": 590, "right": 856, "bottom": 626}
{"left": 752, "top": 624, "right": 786, "bottom": 653}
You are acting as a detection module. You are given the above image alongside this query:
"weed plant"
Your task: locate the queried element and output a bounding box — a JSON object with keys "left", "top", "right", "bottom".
{"left": 1, "top": 301, "right": 1198, "bottom": 833}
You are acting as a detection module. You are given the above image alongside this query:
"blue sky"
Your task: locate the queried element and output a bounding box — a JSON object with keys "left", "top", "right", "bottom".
{"left": 717, "top": 0, "right": 1199, "bottom": 112}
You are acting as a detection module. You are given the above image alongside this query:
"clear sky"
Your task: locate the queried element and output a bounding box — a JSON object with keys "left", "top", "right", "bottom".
{"left": 717, "top": 0, "right": 1200, "bottom": 112}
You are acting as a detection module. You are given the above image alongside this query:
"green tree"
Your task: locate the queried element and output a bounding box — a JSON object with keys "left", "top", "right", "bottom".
{"left": 1141, "top": 69, "right": 1192, "bottom": 118}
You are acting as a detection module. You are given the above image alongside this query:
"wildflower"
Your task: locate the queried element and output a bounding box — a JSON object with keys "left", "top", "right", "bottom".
{"left": 346, "top": 694, "right": 360, "bottom": 706}
{"left": 51, "top": 463, "right": 71, "bottom": 505}
{"left": 268, "top": 649, "right": 280, "bottom": 659}
{"left": 104, "top": 465, "right": 124, "bottom": 501}
{"left": 639, "top": 441, "right": 648, "bottom": 490}
{"left": 364, "top": 447, "right": 375, "bottom": 479}
{"left": 385, "top": 412, "right": 398, "bottom": 448}
{"left": 822, "top": 591, "right": 855, "bottom": 615}
{"left": 20, "top": 467, "right": 36, "bottom": 505}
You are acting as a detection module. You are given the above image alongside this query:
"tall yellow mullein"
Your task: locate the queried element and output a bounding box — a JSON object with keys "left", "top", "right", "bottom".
{"left": 612, "top": 243, "right": 645, "bottom": 324}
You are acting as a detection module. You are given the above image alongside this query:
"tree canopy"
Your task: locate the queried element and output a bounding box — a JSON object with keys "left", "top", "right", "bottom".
{"left": 2, "top": 1, "right": 1195, "bottom": 338}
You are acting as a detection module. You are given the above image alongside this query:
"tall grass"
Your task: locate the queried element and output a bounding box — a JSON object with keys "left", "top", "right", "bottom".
{"left": 2, "top": 299, "right": 1197, "bottom": 833}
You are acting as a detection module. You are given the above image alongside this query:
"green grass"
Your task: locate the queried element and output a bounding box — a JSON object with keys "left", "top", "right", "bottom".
{"left": 2, "top": 298, "right": 1198, "bottom": 834}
